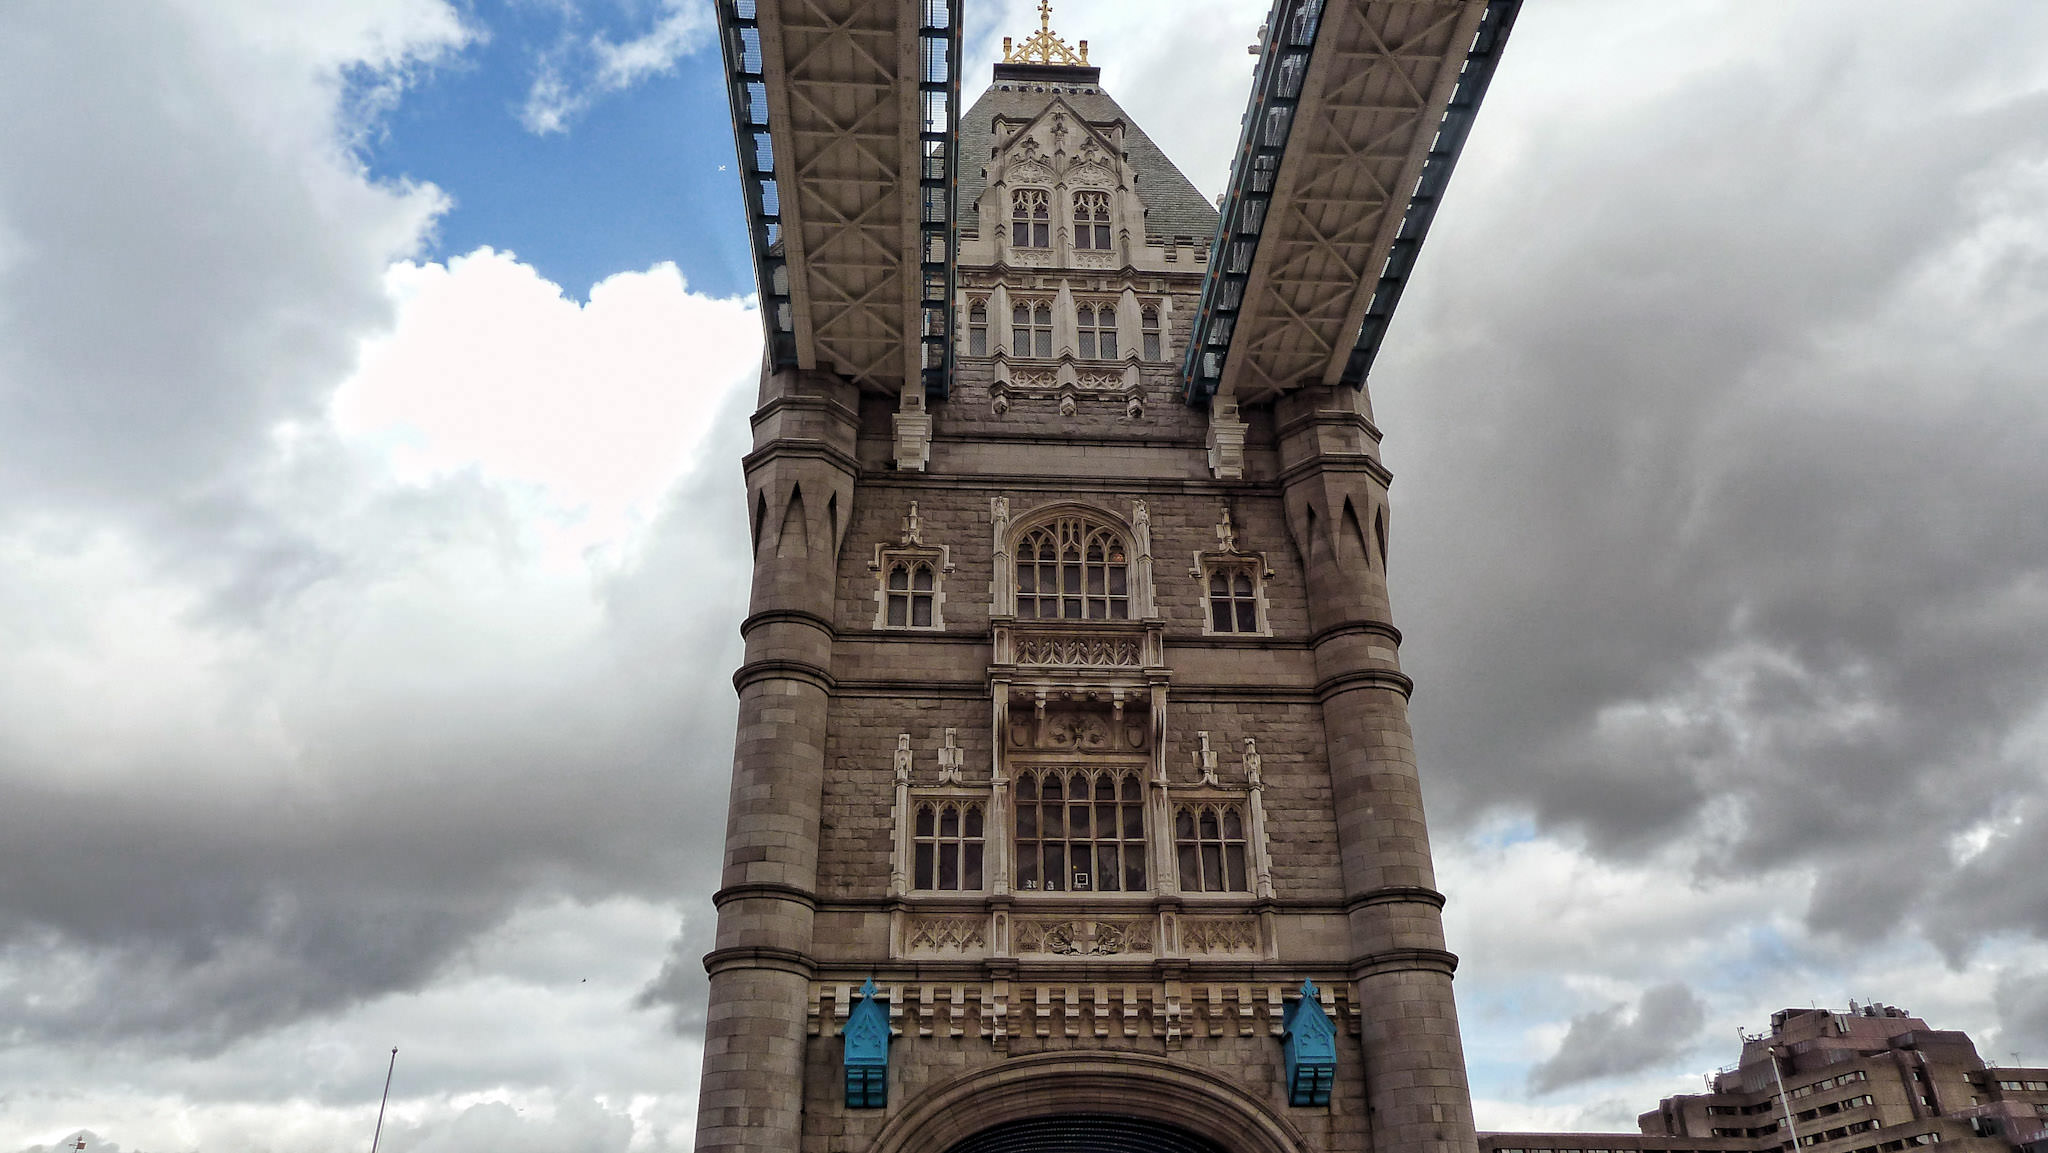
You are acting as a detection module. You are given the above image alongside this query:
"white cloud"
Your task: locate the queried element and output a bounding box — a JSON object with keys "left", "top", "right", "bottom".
{"left": 334, "top": 251, "right": 759, "bottom": 549}
{"left": 519, "top": 1, "right": 713, "bottom": 135}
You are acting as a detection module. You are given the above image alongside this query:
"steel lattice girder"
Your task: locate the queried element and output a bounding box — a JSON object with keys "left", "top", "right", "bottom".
{"left": 1184, "top": 0, "right": 1521, "bottom": 406}
{"left": 718, "top": 0, "right": 960, "bottom": 396}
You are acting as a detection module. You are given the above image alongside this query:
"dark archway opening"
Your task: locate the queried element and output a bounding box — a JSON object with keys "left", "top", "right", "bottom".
{"left": 946, "top": 1114, "right": 1235, "bottom": 1153}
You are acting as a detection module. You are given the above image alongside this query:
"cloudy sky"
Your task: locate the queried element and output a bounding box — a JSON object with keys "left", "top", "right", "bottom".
{"left": 1, "top": 0, "right": 2045, "bottom": 1149}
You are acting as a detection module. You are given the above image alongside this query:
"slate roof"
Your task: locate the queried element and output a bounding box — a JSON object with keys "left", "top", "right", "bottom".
{"left": 956, "top": 75, "right": 1221, "bottom": 244}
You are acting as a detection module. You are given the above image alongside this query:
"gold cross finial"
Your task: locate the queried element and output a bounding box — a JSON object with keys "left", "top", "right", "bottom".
{"left": 1002, "top": 1, "right": 1089, "bottom": 66}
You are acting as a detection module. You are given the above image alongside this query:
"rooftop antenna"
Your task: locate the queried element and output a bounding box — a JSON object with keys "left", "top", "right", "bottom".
{"left": 369, "top": 1047, "right": 398, "bottom": 1153}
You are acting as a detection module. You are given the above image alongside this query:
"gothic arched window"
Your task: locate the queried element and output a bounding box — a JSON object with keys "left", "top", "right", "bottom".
{"left": 967, "top": 299, "right": 988, "bottom": 356}
{"left": 1015, "top": 767, "right": 1146, "bottom": 892}
{"left": 1015, "top": 514, "right": 1129, "bottom": 620}
{"left": 1073, "top": 190, "right": 1111, "bottom": 251}
{"left": 1012, "top": 300, "right": 1052, "bottom": 358}
{"left": 1141, "top": 305, "right": 1162, "bottom": 361}
{"left": 885, "top": 559, "right": 937, "bottom": 627}
{"left": 1076, "top": 303, "right": 1117, "bottom": 360}
{"left": 1012, "top": 188, "right": 1050, "bottom": 249}
{"left": 913, "top": 800, "right": 985, "bottom": 890}
{"left": 1175, "top": 802, "right": 1250, "bottom": 892}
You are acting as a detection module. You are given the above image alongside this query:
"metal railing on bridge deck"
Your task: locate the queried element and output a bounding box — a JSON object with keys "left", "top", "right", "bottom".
{"left": 1183, "top": 0, "right": 1522, "bottom": 406}
{"left": 716, "top": 0, "right": 962, "bottom": 397}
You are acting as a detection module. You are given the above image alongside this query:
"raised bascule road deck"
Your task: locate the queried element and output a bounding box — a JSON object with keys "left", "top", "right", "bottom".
{"left": 717, "top": 0, "right": 1518, "bottom": 410}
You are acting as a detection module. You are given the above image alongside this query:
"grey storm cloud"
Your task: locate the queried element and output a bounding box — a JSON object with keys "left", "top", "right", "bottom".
{"left": 1381, "top": 0, "right": 2048, "bottom": 954}
{"left": 0, "top": 0, "right": 752, "bottom": 1069}
{"left": 1529, "top": 983, "right": 1708, "bottom": 1094}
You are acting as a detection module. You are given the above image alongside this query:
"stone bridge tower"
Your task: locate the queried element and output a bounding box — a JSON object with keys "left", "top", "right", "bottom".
{"left": 696, "top": 22, "right": 1480, "bottom": 1153}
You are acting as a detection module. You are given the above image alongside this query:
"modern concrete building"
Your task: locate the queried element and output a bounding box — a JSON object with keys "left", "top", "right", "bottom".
{"left": 1483, "top": 1006, "right": 2048, "bottom": 1153}
{"left": 695, "top": 1, "right": 1521, "bottom": 1151}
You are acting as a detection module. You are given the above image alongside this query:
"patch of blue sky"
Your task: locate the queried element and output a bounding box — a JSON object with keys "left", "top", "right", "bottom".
{"left": 1470, "top": 813, "right": 1542, "bottom": 850}
{"left": 353, "top": 2, "right": 754, "bottom": 301}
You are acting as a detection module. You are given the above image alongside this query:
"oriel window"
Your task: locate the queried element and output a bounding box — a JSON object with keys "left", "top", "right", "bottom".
{"left": 967, "top": 300, "right": 988, "bottom": 356}
{"left": 1077, "top": 303, "right": 1117, "bottom": 360}
{"left": 1014, "top": 768, "right": 1146, "bottom": 892}
{"left": 1012, "top": 301, "right": 1052, "bottom": 358}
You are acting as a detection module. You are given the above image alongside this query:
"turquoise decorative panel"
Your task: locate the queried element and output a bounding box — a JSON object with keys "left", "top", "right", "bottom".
{"left": 1281, "top": 978, "right": 1336, "bottom": 1106}
{"left": 843, "top": 978, "right": 890, "bottom": 1108}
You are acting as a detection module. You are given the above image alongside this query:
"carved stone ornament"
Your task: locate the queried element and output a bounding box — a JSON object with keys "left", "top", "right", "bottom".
{"left": 1010, "top": 703, "right": 1148, "bottom": 752}
{"left": 906, "top": 916, "right": 987, "bottom": 952}
{"left": 1014, "top": 918, "right": 1153, "bottom": 956}
{"left": 1181, "top": 917, "right": 1260, "bottom": 955}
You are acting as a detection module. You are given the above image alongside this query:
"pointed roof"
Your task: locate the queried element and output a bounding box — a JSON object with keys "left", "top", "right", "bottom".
{"left": 956, "top": 75, "right": 1220, "bottom": 244}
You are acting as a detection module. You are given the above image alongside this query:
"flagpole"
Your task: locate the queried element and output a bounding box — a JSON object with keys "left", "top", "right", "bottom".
{"left": 369, "top": 1047, "right": 398, "bottom": 1153}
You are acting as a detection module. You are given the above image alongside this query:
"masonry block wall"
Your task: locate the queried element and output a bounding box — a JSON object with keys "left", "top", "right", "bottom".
{"left": 696, "top": 58, "right": 1479, "bottom": 1153}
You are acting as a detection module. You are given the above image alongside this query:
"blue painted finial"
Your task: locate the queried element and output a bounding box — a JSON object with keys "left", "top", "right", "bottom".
{"left": 1282, "top": 978, "right": 1337, "bottom": 1106}
{"left": 844, "top": 978, "right": 890, "bottom": 1108}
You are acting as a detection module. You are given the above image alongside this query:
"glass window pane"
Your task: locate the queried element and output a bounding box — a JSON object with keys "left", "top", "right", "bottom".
{"left": 1237, "top": 600, "right": 1257, "bottom": 632}
{"left": 911, "top": 596, "right": 932, "bottom": 627}
{"left": 1200, "top": 808, "right": 1220, "bottom": 838}
{"left": 887, "top": 596, "right": 907, "bottom": 626}
{"left": 1202, "top": 843, "right": 1224, "bottom": 887}
{"left": 1125, "top": 855, "right": 1145, "bottom": 892}
{"left": 964, "top": 843, "right": 984, "bottom": 889}
{"left": 1096, "top": 224, "right": 1111, "bottom": 250}
{"left": 965, "top": 805, "right": 983, "bottom": 838}
{"left": 1225, "top": 843, "right": 1248, "bottom": 890}
{"left": 1033, "top": 222, "right": 1048, "bottom": 248}
{"left": 916, "top": 806, "right": 934, "bottom": 836}
{"left": 1223, "top": 808, "right": 1244, "bottom": 839}
{"left": 889, "top": 566, "right": 909, "bottom": 590}
{"left": 1044, "top": 844, "right": 1064, "bottom": 889}
{"left": 1087, "top": 567, "right": 1105, "bottom": 595}
{"left": 1109, "top": 600, "right": 1127, "bottom": 619}
{"left": 939, "top": 806, "right": 958, "bottom": 837}
{"left": 1213, "top": 600, "right": 1232, "bottom": 632}
{"left": 1035, "top": 329, "right": 1051, "bottom": 357}
{"left": 1068, "top": 804, "right": 1089, "bottom": 839}
{"left": 1143, "top": 333, "right": 1161, "bottom": 361}
{"left": 969, "top": 327, "right": 986, "bottom": 356}
{"left": 1234, "top": 572, "right": 1253, "bottom": 597}
{"left": 1123, "top": 777, "right": 1141, "bottom": 801}
{"left": 1108, "top": 567, "right": 1126, "bottom": 595}
{"left": 1097, "top": 844, "right": 1119, "bottom": 890}
{"left": 1176, "top": 808, "right": 1195, "bottom": 839}
{"left": 1014, "top": 222, "right": 1028, "bottom": 247}
{"left": 1095, "top": 775, "right": 1115, "bottom": 800}
{"left": 939, "top": 842, "right": 958, "bottom": 889}
{"left": 1123, "top": 803, "right": 1143, "bottom": 840}
{"left": 1017, "top": 804, "right": 1037, "bottom": 838}
{"left": 1017, "top": 851, "right": 1039, "bottom": 890}
{"left": 1178, "top": 843, "right": 1201, "bottom": 889}
{"left": 1042, "top": 804, "right": 1063, "bottom": 837}
{"left": 1017, "top": 775, "right": 1037, "bottom": 801}
{"left": 915, "top": 843, "right": 934, "bottom": 889}
{"left": 1078, "top": 331, "right": 1094, "bottom": 358}
{"left": 914, "top": 567, "right": 934, "bottom": 591}
{"left": 1043, "top": 774, "right": 1062, "bottom": 802}
{"left": 1014, "top": 303, "right": 1029, "bottom": 325}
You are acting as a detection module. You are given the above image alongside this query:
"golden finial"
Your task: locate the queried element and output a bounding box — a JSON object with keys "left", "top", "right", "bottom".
{"left": 1002, "top": 0, "right": 1089, "bottom": 66}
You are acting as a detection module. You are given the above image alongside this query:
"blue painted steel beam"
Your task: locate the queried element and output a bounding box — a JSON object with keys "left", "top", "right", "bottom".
{"left": 1341, "top": 0, "right": 1521, "bottom": 387}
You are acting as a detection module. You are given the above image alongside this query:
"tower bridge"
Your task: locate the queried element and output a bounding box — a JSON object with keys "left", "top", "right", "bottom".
{"left": 698, "top": 3, "right": 1521, "bottom": 1153}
